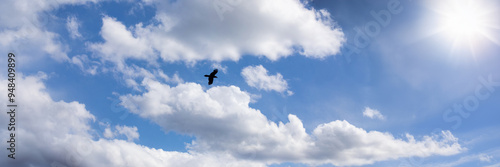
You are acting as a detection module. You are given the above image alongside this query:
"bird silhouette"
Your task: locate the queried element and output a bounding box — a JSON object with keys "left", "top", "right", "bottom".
{"left": 204, "top": 69, "right": 218, "bottom": 85}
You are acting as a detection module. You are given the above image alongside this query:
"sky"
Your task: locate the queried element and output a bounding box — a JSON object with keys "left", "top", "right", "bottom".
{"left": 1, "top": 0, "right": 500, "bottom": 166}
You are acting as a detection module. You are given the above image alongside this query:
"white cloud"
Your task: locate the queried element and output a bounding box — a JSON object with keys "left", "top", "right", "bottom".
{"left": 212, "top": 63, "right": 228, "bottom": 74}
{"left": 419, "top": 153, "right": 496, "bottom": 167}
{"left": 157, "top": 70, "right": 184, "bottom": 84}
{"left": 89, "top": 0, "right": 345, "bottom": 66}
{"left": 363, "top": 107, "right": 386, "bottom": 120}
{"left": 485, "top": 163, "right": 500, "bottom": 167}
{"left": 0, "top": 0, "right": 106, "bottom": 65}
{"left": 0, "top": 73, "right": 464, "bottom": 167}
{"left": 103, "top": 126, "right": 115, "bottom": 138}
{"left": 101, "top": 63, "right": 183, "bottom": 90}
{"left": 115, "top": 125, "right": 140, "bottom": 141}
{"left": 66, "top": 16, "right": 82, "bottom": 39}
{"left": 479, "top": 153, "right": 493, "bottom": 162}
{"left": 0, "top": 24, "right": 69, "bottom": 63}
{"left": 241, "top": 65, "right": 292, "bottom": 95}
{"left": 0, "top": 74, "right": 263, "bottom": 167}
{"left": 119, "top": 78, "right": 464, "bottom": 166}
{"left": 88, "top": 16, "right": 155, "bottom": 69}
{"left": 103, "top": 124, "right": 140, "bottom": 141}
{"left": 71, "top": 54, "right": 100, "bottom": 75}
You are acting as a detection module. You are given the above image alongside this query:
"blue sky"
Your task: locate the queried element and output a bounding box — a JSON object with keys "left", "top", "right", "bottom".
{"left": 1, "top": 0, "right": 500, "bottom": 166}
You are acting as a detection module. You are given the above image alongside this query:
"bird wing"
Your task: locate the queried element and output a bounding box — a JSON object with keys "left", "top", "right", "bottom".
{"left": 208, "top": 77, "right": 214, "bottom": 85}
{"left": 210, "top": 69, "right": 218, "bottom": 76}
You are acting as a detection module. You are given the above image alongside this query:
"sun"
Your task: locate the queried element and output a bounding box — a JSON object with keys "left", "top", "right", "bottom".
{"left": 438, "top": 0, "right": 488, "bottom": 41}
{"left": 432, "top": 0, "right": 498, "bottom": 53}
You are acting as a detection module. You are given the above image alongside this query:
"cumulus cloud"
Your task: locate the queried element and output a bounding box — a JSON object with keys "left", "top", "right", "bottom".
{"left": 88, "top": 16, "right": 155, "bottom": 69}
{"left": 119, "top": 78, "right": 464, "bottom": 166}
{"left": 66, "top": 16, "right": 82, "bottom": 39}
{"left": 0, "top": 74, "right": 263, "bottom": 167}
{"left": 89, "top": 0, "right": 345, "bottom": 67}
{"left": 0, "top": 0, "right": 105, "bottom": 64}
{"left": 363, "top": 107, "right": 386, "bottom": 120}
{"left": 241, "top": 65, "right": 292, "bottom": 95}
{"left": 0, "top": 24, "right": 69, "bottom": 63}
{"left": 0, "top": 73, "right": 464, "bottom": 167}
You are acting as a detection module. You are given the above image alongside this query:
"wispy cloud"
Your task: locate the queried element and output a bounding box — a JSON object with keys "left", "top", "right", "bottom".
{"left": 419, "top": 153, "right": 498, "bottom": 167}
{"left": 71, "top": 54, "right": 99, "bottom": 75}
{"left": 485, "top": 163, "right": 500, "bottom": 167}
{"left": 211, "top": 63, "right": 228, "bottom": 74}
{"left": 363, "top": 107, "right": 385, "bottom": 120}
{"left": 480, "top": 153, "right": 493, "bottom": 162}
{"left": 66, "top": 16, "right": 82, "bottom": 39}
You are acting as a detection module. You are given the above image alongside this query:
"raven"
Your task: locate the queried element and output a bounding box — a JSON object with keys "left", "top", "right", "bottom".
{"left": 204, "top": 69, "right": 218, "bottom": 85}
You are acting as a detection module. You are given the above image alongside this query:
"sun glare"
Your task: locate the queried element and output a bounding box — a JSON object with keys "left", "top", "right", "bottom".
{"left": 439, "top": 0, "right": 488, "bottom": 40}
{"left": 443, "top": 8, "right": 481, "bottom": 37}
{"left": 432, "top": 0, "right": 498, "bottom": 55}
